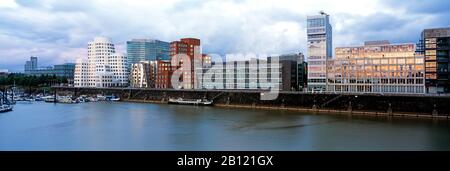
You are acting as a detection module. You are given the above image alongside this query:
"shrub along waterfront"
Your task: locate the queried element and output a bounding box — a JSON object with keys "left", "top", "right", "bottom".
{"left": 0, "top": 73, "right": 68, "bottom": 94}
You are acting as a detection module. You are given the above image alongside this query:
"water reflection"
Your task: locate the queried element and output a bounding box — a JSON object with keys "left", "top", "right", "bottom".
{"left": 0, "top": 102, "right": 449, "bottom": 151}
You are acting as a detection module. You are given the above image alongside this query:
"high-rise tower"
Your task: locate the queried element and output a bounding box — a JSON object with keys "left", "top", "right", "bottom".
{"left": 307, "top": 11, "right": 332, "bottom": 92}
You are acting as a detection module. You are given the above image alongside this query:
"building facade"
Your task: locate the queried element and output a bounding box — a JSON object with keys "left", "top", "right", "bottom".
{"left": 23, "top": 56, "right": 75, "bottom": 78}
{"left": 298, "top": 61, "right": 308, "bottom": 91}
{"left": 417, "top": 28, "right": 450, "bottom": 93}
{"left": 307, "top": 12, "right": 332, "bottom": 92}
{"left": 156, "top": 60, "right": 177, "bottom": 89}
{"left": 74, "top": 37, "right": 129, "bottom": 88}
{"left": 200, "top": 58, "right": 282, "bottom": 90}
{"left": 170, "top": 38, "right": 202, "bottom": 89}
{"left": 279, "top": 53, "right": 306, "bottom": 91}
{"left": 27, "top": 64, "right": 75, "bottom": 78}
{"left": 279, "top": 53, "right": 307, "bottom": 91}
{"left": 0, "top": 69, "right": 8, "bottom": 78}
{"left": 24, "top": 56, "right": 38, "bottom": 74}
{"left": 130, "top": 61, "right": 157, "bottom": 88}
{"left": 280, "top": 60, "right": 298, "bottom": 91}
{"left": 126, "top": 39, "right": 170, "bottom": 67}
{"left": 327, "top": 41, "right": 425, "bottom": 94}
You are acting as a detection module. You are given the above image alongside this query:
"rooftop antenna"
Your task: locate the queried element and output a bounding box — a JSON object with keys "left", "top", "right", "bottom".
{"left": 320, "top": 11, "right": 328, "bottom": 15}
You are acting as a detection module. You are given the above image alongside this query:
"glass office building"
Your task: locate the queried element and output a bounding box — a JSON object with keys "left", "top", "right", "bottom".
{"left": 417, "top": 28, "right": 450, "bottom": 93}
{"left": 24, "top": 56, "right": 38, "bottom": 74}
{"left": 307, "top": 12, "right": 332, "bottom": 92}
{"left": 200, "top": 58, "right": 282, "bottom": 90}
{"left": 28, "top": 63, "right": 75, "bottom": 78}
{"left": 127, "top": 39, "right": 170, "bottom": 67}
{"left": 327, "top": 41, "right": 425, "bottom": 94}
{"left": 24, "top": 56, "right": 75, "bottom": 78}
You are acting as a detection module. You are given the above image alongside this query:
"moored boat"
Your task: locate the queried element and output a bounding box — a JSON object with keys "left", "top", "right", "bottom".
{"left": 43, "top": 96, "right": 56, "bottom": 103}
{"left": 0, "top": 105, "right": 13, "bottom": 113}
{"left": 58, "top": 96, "right": 74, "bottom": 104}
{"left": 168, "top": 98, "right": 213, "bottom": 106}
{"left": 105, "top": 95, "right": 120, "bottom": 101}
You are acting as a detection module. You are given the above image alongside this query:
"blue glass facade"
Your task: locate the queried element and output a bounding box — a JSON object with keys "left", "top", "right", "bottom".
{"left": 127, "top": 39, "right": 170, "bottom": 66}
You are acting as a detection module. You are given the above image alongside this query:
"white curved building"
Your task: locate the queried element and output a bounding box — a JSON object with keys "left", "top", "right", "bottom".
{"left": 74, "top": 37, "right": 129, "bottom": 87}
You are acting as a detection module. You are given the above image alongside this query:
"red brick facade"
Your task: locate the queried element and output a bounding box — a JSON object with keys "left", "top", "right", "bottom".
{"left": 155, "top": 60, "right": 176, "bottom": 89}
{"left": 170, "top": 38, "right": 201, "bottom": 89}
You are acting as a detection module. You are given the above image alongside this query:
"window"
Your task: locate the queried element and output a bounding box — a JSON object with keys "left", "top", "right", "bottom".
{"left": 425, "top": 62, "right": 437, "bottom": 68}
{"left": 308, "top": 34, "right": 325, "bottom": 39}
{"left": 415, "top": 58, "right": 424, "bottom": 64}
{"left": 426, "top": 73, "right": 437, "bottom": 79}
{"left": 307, "top": 18, "right": 325, "bottom": 27}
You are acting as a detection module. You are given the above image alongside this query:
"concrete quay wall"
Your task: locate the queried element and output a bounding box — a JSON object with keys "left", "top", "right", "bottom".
{"left": 53, "top": 87, "right": 450, "bottom": 117}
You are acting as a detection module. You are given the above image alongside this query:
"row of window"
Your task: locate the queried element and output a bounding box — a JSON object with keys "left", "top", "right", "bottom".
{"left": 328, "top": 78, "right": 424, "bottom": 84}
{"left": 328, "top": 85, "right": 425, "bottom": 94}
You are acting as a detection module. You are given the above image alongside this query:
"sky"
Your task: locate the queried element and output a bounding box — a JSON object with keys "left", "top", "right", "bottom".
{"left": 0, "top": 0, "right": 449, "bottom": 72}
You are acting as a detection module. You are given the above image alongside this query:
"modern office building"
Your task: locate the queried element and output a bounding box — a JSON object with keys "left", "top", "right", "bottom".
{"left": 53, "top": 64, "right": 76, "bottom": 78}
{"left": 307, "top": 11, "right": 332, "bottom": 92}
{"left": 280, "top": 59, "right": 298, "bottom": 91}
{"left": 127, "top": 39, "right": 170, "bottom": 67}
{"left": 0, "top": 69, "right": 8, "bottom": 78}
{"left": 327, "top": 41, "right": 425, "bottom": 94}
{"left": 156, "top": 60, "right": 177, "bottom": 89}
{"left": 200, "top": 57, "right": 282, "bottom": 90}
{"left": 417, "top": 27, "right": 450, "bottom": 93}
{"left": 23, "top": 56, "right": 75, "bottom": 78}
{"left": 279, "top": 53, "right": 307, "bottom": 91}
{"left": 27, "top": 64, "right": 75, "bottom": 78}
{"left": 130, "top": 61, "right": 158, "bottom": 88}
{"left": 74, "top": 37, "right": 129, "bottom": 88}
{"left": 170, "top": 38, "right": 202, "bottom": 89}
{"left": 195, "top": 54, "right": 213, "bottom": 88}
{"left": 24, "top": 56, "right": 38, "bottom": 74}
{"left": 298, "top": 61, "right": 308, "bottom": 91}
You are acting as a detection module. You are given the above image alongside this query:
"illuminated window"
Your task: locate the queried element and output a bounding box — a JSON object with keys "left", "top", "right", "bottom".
{"left": 425, "top": 62, "right": 437, "bottom": 68}
{"left": 415, "top": 58, "right": 424, "bottom": 64}
{"left": 426, "top": 73, "right": 437, "bottom": 79}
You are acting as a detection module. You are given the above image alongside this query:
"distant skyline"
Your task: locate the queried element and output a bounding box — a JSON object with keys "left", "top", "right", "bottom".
{"left": 1, "top": 0, "right": 449, "bottom": 72}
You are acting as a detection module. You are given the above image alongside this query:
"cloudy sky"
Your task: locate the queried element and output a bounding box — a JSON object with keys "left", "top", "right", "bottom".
{"left": 0, "top": 0, "right": 449, "bottom": 72}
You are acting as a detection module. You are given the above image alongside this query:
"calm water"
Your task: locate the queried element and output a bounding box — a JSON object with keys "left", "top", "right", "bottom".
{"left": 0, "top": 102, "right": 449, "bottom": 151}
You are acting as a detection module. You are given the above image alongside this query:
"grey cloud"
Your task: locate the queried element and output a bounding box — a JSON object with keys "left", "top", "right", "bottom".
{"left": 382, "top": 0, "right": 450, "bottom": 14}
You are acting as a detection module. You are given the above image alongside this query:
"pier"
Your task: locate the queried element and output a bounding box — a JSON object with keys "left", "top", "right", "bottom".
{"left": 52, "top": 86, "right": 450, "bottom": 120}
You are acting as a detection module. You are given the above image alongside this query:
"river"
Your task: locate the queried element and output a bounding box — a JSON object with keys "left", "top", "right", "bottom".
{"left": 0, "top": 102, "right": 449, "bottom": 151}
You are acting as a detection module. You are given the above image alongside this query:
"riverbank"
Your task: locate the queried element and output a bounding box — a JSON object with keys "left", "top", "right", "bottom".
{"left": 214, "top": 104, "right": 450, "bottom": 121}
{"left": 121, "top": 99, "right": 450, "bottom": 121}
{"left": 52, "top": 86, "right": 450, "bottom": 120}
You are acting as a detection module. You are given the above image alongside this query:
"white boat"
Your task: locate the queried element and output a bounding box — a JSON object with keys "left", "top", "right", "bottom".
{"left": 168, "top": 98, "right": 213, "bottom": 106}
{"left": 87, "top": 97, "right": 98, "bottom": 102}
{"left": 43, "top": 96, "right": 56, "bottom": 103}
{"left": 105, "top": 95, "right": 120, "bottom": 101}
{"left": 96, "top": 95, "right": 107, "bottom": 101}
{"left": 0, "top": 105, "right": 13, "bottom": 113}
{"left": 110, "top": 97, "right": 120, "bottom": 101}
{"left": 58, "top": 96, "right": 73, "bottom": 104}
{"left": 34, "top": 96, "right": 44, "bottom": 101}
